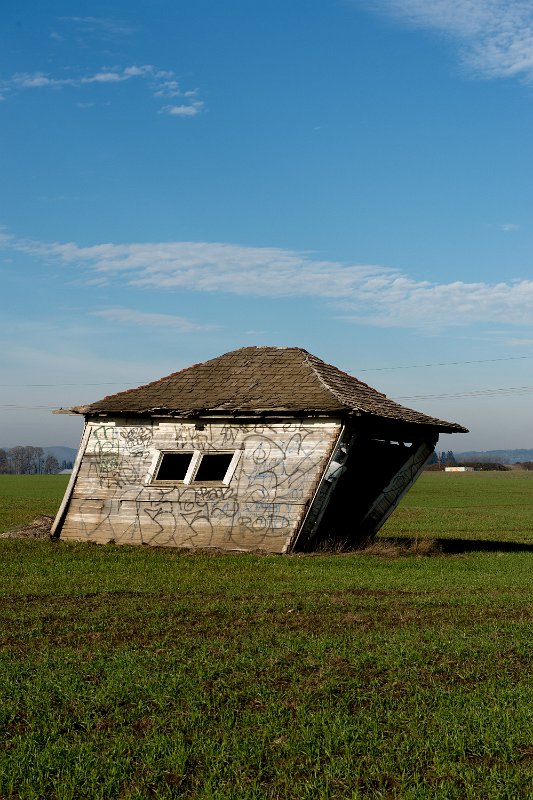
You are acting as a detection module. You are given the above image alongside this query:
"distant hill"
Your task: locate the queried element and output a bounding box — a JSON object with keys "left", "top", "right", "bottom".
{"left": 456, "top": 449, "right": 533, "bottom": 464}
{"left": 42, "top": 446, "right": 77, "bottom": 465}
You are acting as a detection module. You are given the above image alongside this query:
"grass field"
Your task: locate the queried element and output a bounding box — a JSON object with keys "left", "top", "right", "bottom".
{"left": 2, "top": 472, "right": 533, "bottom": 798}
{"left": 0, "top": 475, "right": 69, "bottom": 534}
{"left": 381, "top": 470, "right": 533, "bottom": 546}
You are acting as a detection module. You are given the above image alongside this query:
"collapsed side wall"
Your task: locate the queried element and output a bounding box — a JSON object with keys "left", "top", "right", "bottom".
{"left": 307, "top": 434, "right": 437, "bottom": 549}
{"left": 354, "top": 438, "right": 436, "bottom": 540}
{"left": 59, "top": 418, "right": 340, "bottom": 553}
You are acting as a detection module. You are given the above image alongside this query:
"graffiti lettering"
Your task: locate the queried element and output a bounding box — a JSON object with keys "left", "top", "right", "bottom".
{"left": 74, "top": 420, "right": 334, "bottom": 550}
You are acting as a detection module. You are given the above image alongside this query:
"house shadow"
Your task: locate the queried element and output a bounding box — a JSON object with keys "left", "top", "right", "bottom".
{"left": 373, "top": 536, "right": 533, "bottom": 555}
{"left": 436, "top": 538, "right": 533, "bottom": 554}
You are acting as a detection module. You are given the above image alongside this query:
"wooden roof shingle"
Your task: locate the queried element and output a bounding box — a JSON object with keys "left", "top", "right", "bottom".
{"left": 66, "top": 346, "right": 467, "bottom": 433}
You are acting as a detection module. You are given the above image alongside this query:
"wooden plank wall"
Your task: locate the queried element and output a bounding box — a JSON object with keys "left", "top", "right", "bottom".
{"left": 60, "top": 418, "right": 341, "bottom": 553}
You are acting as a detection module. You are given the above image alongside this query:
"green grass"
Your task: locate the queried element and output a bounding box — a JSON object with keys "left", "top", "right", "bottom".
{"left": 2, "top": 472, "right": 533, "bottom": 798}
{"left": 381, "top": 470, "right": 533, "bottom": 544}
{"left": 0, "top": 475, "right": 69, "bottom": 533}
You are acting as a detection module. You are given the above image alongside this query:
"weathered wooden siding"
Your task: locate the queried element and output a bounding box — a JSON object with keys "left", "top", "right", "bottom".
{"left": 59, "top": 418, "right": 340, "bottom": 553}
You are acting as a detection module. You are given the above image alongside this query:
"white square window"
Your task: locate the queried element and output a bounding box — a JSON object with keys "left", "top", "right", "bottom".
{"left": 150, "top": 450, "right": 240, "bottom": 485}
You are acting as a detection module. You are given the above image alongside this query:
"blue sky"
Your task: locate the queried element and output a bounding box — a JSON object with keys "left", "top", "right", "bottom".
{"left": 1, "top": 0, "right": 533, "bottom": 452}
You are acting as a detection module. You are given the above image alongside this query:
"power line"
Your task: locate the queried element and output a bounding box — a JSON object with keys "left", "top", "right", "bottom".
{"left": 359, "top": 355, "right": 531, "bottom": 372}
{"left": 0, "top": 355, "right": 530, "bottom": 388}
{"left": 0, "top": 405, "right": 58, "bottom": 410}
{"left": 0, "top": 381, "right": 140, "bottom": 388}
{"left": 1, "top": 354, "right": 532, "bottom": 409}
{"left": 3, "top": 383, "right": 533, "bottom": 410}
{"left": 394, "top": 385, "right": 533, "bottom": 401}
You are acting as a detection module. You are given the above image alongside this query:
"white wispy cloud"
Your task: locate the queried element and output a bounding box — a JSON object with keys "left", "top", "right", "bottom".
{"left": 0, "top": 65, "right": 203, "bottom": 115}
{"left": 59, "top": 16, "right": 136, "bottom": 37}
{"left": 370, "top": 0, "right": 533, "bottom": 82}
{"left": 498, "top": 222, "right": 520, "bottom": 232}
{"left": 8, "top": 65, "right": 151, "bottom": 89}
{"left": 161, "top": 101, "right": 204, "bottom": 116}
{"left": 337, "top": 275, "right": 533, "bottom": 328}
{"left": 2, "top": 231, "right": 533, "bottom": 330}
{"left": 3, "top": 236, "right": 378, "bottom": 297}
{"left": 91, "top": 306, "right": 218, "bottom": 332}
{"left": 153, "top": 81, "right": 199, "bottom": 99}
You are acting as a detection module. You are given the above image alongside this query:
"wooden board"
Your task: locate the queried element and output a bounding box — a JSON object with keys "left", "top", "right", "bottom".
{"left": 60, "top": 418, "right": 341, "bottom": 553}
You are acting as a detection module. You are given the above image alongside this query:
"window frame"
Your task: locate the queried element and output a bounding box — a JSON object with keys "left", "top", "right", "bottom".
{"left": 189, "top": 450, "right": 240, "bottom": 484}
{"left": 149, "top": 449, "right": 240, "bottom": 486}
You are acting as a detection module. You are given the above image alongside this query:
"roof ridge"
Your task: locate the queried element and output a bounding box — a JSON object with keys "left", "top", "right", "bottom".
{"left": 217, "top": 345, "right": 309, "bottom": 352}
{"left": 304, "top": 353, "right": 355, "bottom": 409}
{"left": 307, "top": 354, "right": 461, "bottom": 427}
{"left": 305, "top": 352, "right": 389, "bottom": 407}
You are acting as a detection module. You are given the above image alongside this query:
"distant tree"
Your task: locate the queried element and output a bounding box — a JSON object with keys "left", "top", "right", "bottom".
{"left": 44, "top": 455, "right": 60, "bottom": 474}
{"left": 29, "top": 446, "right": 44, "bottom": 474}
{"left": 9, "top": 445, "right": 44, "bottom": 474}
{"left": 446, "top": 450, "right": 457, "bottom": 466}
{"left": 0, "top": 448, "right": 10, "bottom": 474}
{"left": 10, "top": 446, "right": 29, "bottom": 474}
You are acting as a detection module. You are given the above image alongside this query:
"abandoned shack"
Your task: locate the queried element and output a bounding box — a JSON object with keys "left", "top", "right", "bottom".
{"left": 52, "top": 346, "right": 467, "bottom": 552}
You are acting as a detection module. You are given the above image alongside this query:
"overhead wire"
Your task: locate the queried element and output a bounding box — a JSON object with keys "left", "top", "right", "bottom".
{"left": 358, "top": 355, "right": 531, "bottom": 372}
{"left": 0, "top": 381, "right": 140, "bottom": 388}
{"left": 2, "top": 384, "right": 533, "bottom": 409}
{"left": 1, "top": 354, "right": 532, "bottom": 407}
{"left": 393, "top": 385, "right": 533, "bottom": 401}
{"left": 1, "top": 354, "right": 532, "bottom": 387}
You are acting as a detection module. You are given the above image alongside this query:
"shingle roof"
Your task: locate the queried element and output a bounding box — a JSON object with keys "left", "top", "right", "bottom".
{"left": 67, "top": 346, "right": 467, "bottom": 433}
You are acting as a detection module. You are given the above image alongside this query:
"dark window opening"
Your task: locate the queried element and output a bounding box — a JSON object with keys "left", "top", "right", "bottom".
{"left": 194, "top": 453, "right": 234, "bottom": 482}
{"left": 155, "top": 452, "right": 193, "bottom": 481}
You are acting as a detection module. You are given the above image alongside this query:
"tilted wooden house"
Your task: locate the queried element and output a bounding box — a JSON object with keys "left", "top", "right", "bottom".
{"left": 52, "top": 347, "right": 467, "bottom": 552}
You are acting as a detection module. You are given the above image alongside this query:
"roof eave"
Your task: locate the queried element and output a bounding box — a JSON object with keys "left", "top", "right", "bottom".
{"left": 53, "top": 406, "right": 90, "bottom": 415}
{"left": 347, "top": 410, "right": 468, "bottom": 435}
{"left": 76, "top": 405, "right": 348, "bottom": 419}
{"left": 57, "top": 404, "right": 467, "bottom": 433}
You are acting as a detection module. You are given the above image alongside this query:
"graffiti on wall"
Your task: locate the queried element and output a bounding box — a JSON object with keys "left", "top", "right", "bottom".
{"left": 88, "top": 425, "right": 154, "bottom": 488}
{"left": 72, "top": 420, "right": 336, "bottom": 550}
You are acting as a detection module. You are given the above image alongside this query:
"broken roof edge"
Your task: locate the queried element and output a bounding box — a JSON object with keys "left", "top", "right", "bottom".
{"left": 53, "top": 404, "right": 468, "bottom": 434}
{"left": 55, "top": 405, "right": 346, "bottom": 417}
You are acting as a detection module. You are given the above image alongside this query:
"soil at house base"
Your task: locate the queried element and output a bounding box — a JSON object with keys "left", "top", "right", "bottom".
{"left": 0, "top": 515, "right": 54, "bottom": 540}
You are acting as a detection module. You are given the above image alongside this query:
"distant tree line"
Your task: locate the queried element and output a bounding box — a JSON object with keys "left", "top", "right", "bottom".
{"left": 457, "top": 462, "right": 509, "bottom": 472}
{"left": 0, "top": 446, "right": 73, "bottom": 474}
{"left": 426, "top": 451, "right": 510, "bottom": 472}
{"left": 426, "top": 450, "right": 458, "bottom": 470}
